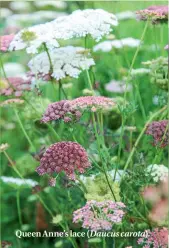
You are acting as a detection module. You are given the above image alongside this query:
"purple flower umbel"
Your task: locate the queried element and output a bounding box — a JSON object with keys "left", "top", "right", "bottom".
{"left": 36, "top": 142, "right": 91, "bottom": 181}
{"left": 145, "top": 120, "right": 168, "bottom": 148}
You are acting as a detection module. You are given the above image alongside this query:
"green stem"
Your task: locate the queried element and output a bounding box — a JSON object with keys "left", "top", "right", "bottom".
{"left": 17, "top": 190, "right": 23, "bottom": 228}
{"left": 14, "top": 108, "right": 36, "bottom": 151}
{"left": 103, "top": 237, "right": 106, "bottom": 248}
{"left": 122, "top": 106, "right": 167, "bottom": 174}
{"left": 3, "top": 151, "right": 54, "bottom": 218}
{"left": 135, "top": 83, "right": 147, "bottom": 122}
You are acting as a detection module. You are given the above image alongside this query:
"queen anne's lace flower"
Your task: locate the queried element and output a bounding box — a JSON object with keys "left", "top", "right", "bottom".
{"left": 93, "top": 38, "right": 141, "bottom": 52}
{"left": 41, "top": 100, "right": 80, "bottom": 123}
{"left": 9, "top": 9, "right": 118, "bottom": 53}
{"left": 0, "top": 76, "right": 31, "bottom": 97}
{"left": 36, "top": 142, "right": 91, "bottom": 181}
{"left": 73, "top": 200, "right": 126, "bottom": 231}
{"left": 28, "top": 46, "right": 95, "bottom": 80}
{"left": 137, "top": 228, "right": 168, "bottom": 248}
{"left": 0, "top": 176, "right": 38, "bottom": 187}
{"left": 0, "top": 99, "right": 24, "bottom": 107}
{"left": 145, "top": 164, "right": 168, "bottom": 182}
{"left": 136, "top": 5, "right": 168, "bottom": 24}
{"left": 41, "top": 96, "right": 116, "bottom": 123}
{"left": 0, "top": 35, "right": 14, "bottom": 52}
{"left": 105, "top": 80, "right": 132, "bottom": 93}
{"left": 0, "top": 143, "right": 9, "bottom": 152}
{"left": 145, "top": 120, "right": 169, "bottom": 148}
{"left": 71, "top": 96, "right": 116, "bottom": 112}
{"left": 131, "top": 68, "right": 150, "bottom": 76}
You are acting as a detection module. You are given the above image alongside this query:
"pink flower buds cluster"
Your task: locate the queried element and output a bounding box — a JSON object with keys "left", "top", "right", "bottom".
{"left": 142, "top": 177, "right": 168, "bottom": 225}
{"left": 36, "top": 142, "right": 91, "bottom": 182}
{"left": 73, "top": 200, "right": 126, "bottom": 231}
{"left": 137, "top": 228, "right": 168, "bottom": 248}
{"left": 41, "top": 100, "right": 81, "bottom": 123}
{"left": 0, "top": 34, "right": 14, "bottom": 52}
{"left": 41, "top": 96, "right": 116, "bottom": 123}
{"left": 136, "top": 5, "right": 168, "bottom": 24}
{"left": 145, "top": 120, "right": 168, "bottom": 148}
{"left": 0, "top": 77, "right": 31, "bottom": 97}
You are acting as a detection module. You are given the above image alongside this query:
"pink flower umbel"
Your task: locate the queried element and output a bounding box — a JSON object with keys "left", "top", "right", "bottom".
{"left": 145, "top": 120, "right": 169, "bottom": 148}
{"left": 71, "top": 96, "right": 116, "bottom": 112}
{"left": 36, "top": 142, "right": 91, "bottom": 182}
{"left": 41, "top": 100, "right": 80, "bottom": 123}
{"left": 41, "top": 96, "right": 116, "bottom": 123}
{"left": 0, "top": 34, "right": 14, "bottom": 52}
{"left": 136, "top": 5, "right": 168, "bottom": 24}
{"left": 137, "top": 228, "right": 168, "bottom": 248}
{"left": 142, "top": 178, "right": 168, "bottom": 225}
{"left": 73, "top": 200, "right": 126, "bottom": 231}
{"left": 0, "top": 77, "right": 31, "bottom": 97}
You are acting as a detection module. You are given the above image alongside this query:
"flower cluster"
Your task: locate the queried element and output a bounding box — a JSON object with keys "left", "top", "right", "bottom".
{"left": 136, "top": 5, "right": 168, "bottom": 24}
{"left": 41, "top": 96, "right": 116, "bottom": 123}
{"left": 41, "top": 100, "right": 81, "bottom": 123}
{"left": 145, "top": 164, "right": 168, "bottom": 182}
{"left": 137, "top": 228, "right": 168, "bottom": 248}
{"left": 73, "top": 200, "right": 126, "bottom": 231}
{"left": 142, "top": 178, "right": 168, "bottom": 225}
{"left": 143, "top": 57, "right": 168, "bottom": 91}
{"left": 145, "top": 120, "right": 168, "bottom": 148}
{"left": 0, "top": 143, "right": 9, "bottom": 153}
{"left": 36, "top": 142, "right": 91, "bottom": 181}
{"left": 0, "top": 176, "right": 38, "bottom": 187}
{"left": 0, "top": 99, "right": 24, "bottom": 107}
{"left": 78, "top": 173, "right": 121, "bottom": 202}
{"left": 9, "top": 9, "right": 118, "bottom": 53}
{"left": 0, "top": 76, "right": 31, "bottom": 97}
{"left": 71, "top": 96, "right": 116, "bottom": 112}
{"left": 0, "top": 34, "right": 14, "bottom": 52}
{"left": 93, "top": 38, "right": 141, "bottom": 52}
{"left": 105, "top": 80, "right": 132, "bottom": 93}
{"left": 28, "top": 46, "right": 95, "bottom": 80}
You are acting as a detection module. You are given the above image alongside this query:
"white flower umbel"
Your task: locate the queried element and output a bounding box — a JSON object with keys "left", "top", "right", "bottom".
{"left": 28, "top": 46, "right": 95, "bottom": 80}
{"left": 105, "top": 80, "right": 132, "bottom": 93}
{"left": 145, "top": 164, "right": 168, "bottom": 182}
{"left": 50, "top": 9, "right": 118, "bottom": 41}
{"left": 131, "top": 68, "right": 150, "bottom": 76}
{"left": 1, "top": 176, "right": 38, "bottom": 187}
{"left": 93, "top": 38, "right": 141, "bottom": 52}
{"left": 9, "top": 9, "right": 118, "bottom": 54}
{"left": 9, "top": 22, "right": 60, "bottom": 54}
{"left": 3, "top": 63, "right": 25, "bottom": 77}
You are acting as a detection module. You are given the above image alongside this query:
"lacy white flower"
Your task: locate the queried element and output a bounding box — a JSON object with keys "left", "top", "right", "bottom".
{"left": 145, "top": 164, "right": 168, "bottom": 182}
{"left": 131, "top": 68, "right": 150, "bottom": 76}
{"left": 34, "top": 1, "right": 67, "bottom": 9}
{"left": 50, "top": 9, "right": 118, "bottom": 41}
{"left": 28, "top": 46, "right": 95, "bottom": 80}
{"left": 9, "top": 21, "right": 60, "bottom": 54}
{"left": 0, "top": 176, "right": 38, "bottom": 187}
{"left": 116, "top": 11, "right": 136, "bottom": 21}
{"left": 105, "top": 80, "right": 132, "bottom": 93}
{"left": 1, "top": 8, "right": 12, "bottom": 19}
{"left": 9, "top": 9, "right": 118, "bottom": 53}
{"left": 93, "top": 38, "right": 141, "bottom": 52}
